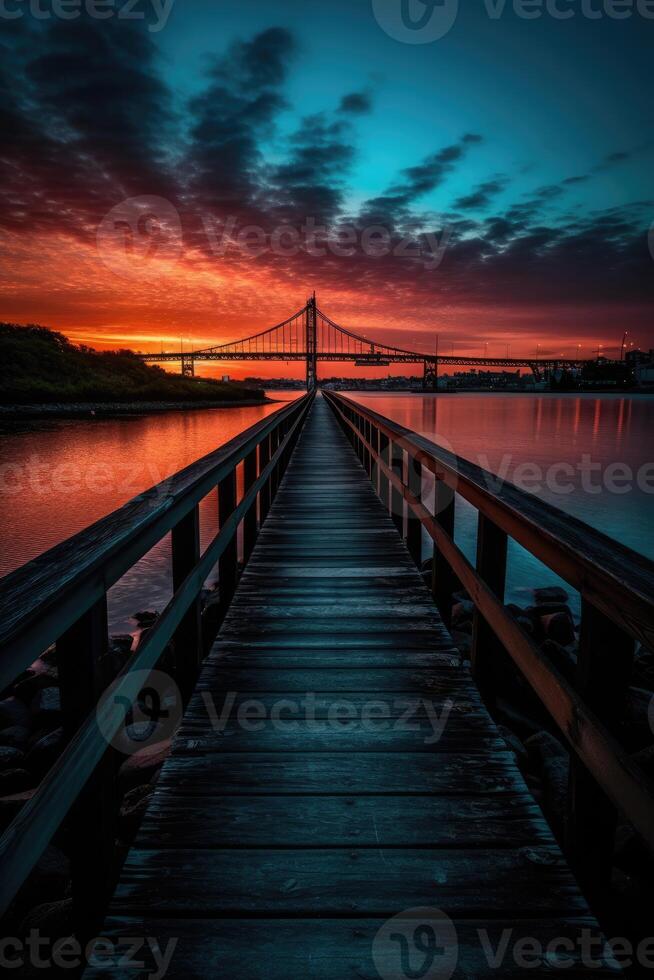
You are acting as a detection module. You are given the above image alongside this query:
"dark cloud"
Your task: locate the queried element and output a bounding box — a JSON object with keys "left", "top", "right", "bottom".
{"left": 186, "top": 28, "right": 297, "bottom": 216}
{"left": 1, "top": 20, "right": 651, "bottom": 324}
{"left": 454, "top": 177, "right": 507, "bottom": 211}
{"left": 361, "top": 135, "right": 484, "bottom": 226}
{"left": 338, "top": 92, "right": 372, "bottom": 115}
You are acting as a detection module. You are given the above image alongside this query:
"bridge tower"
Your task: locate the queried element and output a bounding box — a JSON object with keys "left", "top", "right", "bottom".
{"left": 306, "top": 292, "right": 318, "bottom": 391}
{"left": 181, "top": 354, "right": 195, "bottom": 377}
{"left": 423, "top": 358, "right": 438, "bottom": 391}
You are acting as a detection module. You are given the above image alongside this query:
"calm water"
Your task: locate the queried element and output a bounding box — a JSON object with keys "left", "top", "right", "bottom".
{"left": 1, "top": 391, "right": 652, "bottom": 631}
{"left": 351, "top": 392, "right": 654, "bottom": 615}
{"left": 0, "top": 393, "right": 298, "bottom": 632}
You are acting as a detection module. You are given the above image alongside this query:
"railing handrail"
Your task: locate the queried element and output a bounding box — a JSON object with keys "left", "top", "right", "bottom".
{"left": 0, "top": 394, "right": 311, "bottom": 690}
{"left": 327, "top": 391, "right": 654, "bottom": 651}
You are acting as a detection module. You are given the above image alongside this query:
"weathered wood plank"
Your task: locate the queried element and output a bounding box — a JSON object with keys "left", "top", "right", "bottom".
{"left": 154, "top": 751, "right": 526, "bottom": 795}
{"left": 84, "top": 917, "right": 620, "bottom": 979}
{"left": 136, "top": 794, "right": 551, "bottom": 847}
{"left": 112, "top": 847, "right": 587, "bottom": 916}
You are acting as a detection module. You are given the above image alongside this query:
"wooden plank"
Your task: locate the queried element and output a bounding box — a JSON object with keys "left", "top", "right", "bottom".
{"left": 154, "top": 751, "right": 526, "bottom": 795}
{"left": 112, "top": 847, "right": 587, "bottom": 917}
{"left": 84, "top": 917, "right": 620, "bottom": 979}
{"left": 136, "top": 794, "right": 551, "bottom": 847}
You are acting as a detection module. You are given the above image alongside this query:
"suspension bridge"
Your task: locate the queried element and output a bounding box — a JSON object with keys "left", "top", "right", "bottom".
{"left": 139, "top": 294, "right": 590, "bottom": 387}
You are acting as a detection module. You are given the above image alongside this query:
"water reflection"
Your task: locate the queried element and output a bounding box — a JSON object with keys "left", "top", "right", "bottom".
{"left": 0, "top": 393, "right": 298, "bottom": 631}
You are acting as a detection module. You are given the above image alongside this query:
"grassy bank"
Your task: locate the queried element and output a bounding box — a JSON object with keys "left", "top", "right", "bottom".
{"left": 0, "top": 323, "right": 264, "bottom": 405}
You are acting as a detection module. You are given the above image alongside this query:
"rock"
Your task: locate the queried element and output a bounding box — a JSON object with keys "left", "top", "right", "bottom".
{"left": 497, "top": 725, "right": 529, "bottom": 769}
{"left": 101, "top": 635, "right": 135, "bottom": 680}
{"left": 450, "top": 630, "right": 472, "bottom": 657}
{"left": 495, "top": 698, "right": 543, "bottom": 739}
{"left": 24, "top": 728, "right": 64, "bottom": 776}
{"left": 110, "top": 634, "right": 134, "bottom": 655}
{"left": 30, "top": 687, "right": 62, "bottom": 728}
{"left": 0, "top": 696, "right": 31, "bottom": 730}
{"left": 624, "top": 687, "right": 654, "bottom": 742}
{"left": 13, "top": 658, "right": 59, "bottom": 701}
{"left": 0, "top": 768, "right": 34, "bottom": 794}
{"left": 524, "top": 731, "right": 569, "bottom": 838}
{"left": 119, "top": 783, "right": 155, "bottom": 840}
{"left": 15, "top": 846, "right": 71, "bottom": 915}
{"left": 541, "top": 611, "right": 576, "bottom": 646}
{"left": 451, "top": 600, "right": 474, "bottom": 626}
{"left": 515, "top": 615, "right": 535, "bottom": 636}
{"left": 134, "top": 610, "right": 158, "bottom": 627}
{"left": 41, "top": 645, "right": 58, "bottom": 666}
{"left": 614, "top": 820, "right": 654, "bottom": 877}
{"left": 19, "top": 898, "right": 73, "bottom": 940}
{"left": 117, "top": 739, "right": 171, "bottom": 796}
{"left": 632, "top": 645, "right": 654, "bottom": 691}
{"left": 0, "top": 789, "right": 36, "bottom": 833}
{"left": 540, "top": 639, "right": 577, "bottom": 683}
{"left": 534, "top": 586, "right": 569, "bottom": 604}
{"left": 632, "top": 744, "right": 654, "bottom": 780}
{"left": 0, "top": 726, "right": 31, "bottom": 749}
{"left": 0, "top": 746, "right": 24, "bottom": 770}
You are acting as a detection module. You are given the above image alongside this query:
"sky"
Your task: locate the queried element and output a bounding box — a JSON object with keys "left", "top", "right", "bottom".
{"left": 0, "top": 0, "right": 653, "bottom": 378}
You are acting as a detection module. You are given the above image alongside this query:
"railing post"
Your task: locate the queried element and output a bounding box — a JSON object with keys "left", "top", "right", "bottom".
{"left": 371, "top": 424, "right": 380, "bottom": 493}
{"left": 406, "top": 453, "right": 422, "bottom": 567}
{"left": 354, "top": 413, "right": 363, "bottom": 465}
{"left": 243, "top": 448, "right": 258, "bottom": 563}
{"left": 171, "top": 503, "right": 202, "bottom": 698}
{"left": 379, "top": 431, "right": 390, "bottom": 512}
{"left": 431, "top": 479, "right": 458, "bottom": 629}
{"left": 57, "top": 596, "right": 115, "bottom": 937}
{"left": 566, "top": 601, "right": 635, "bottom": 899}
{"left": 390, "top": 442, "right": 404, "bottom": 536}
{"left": 364, "top": 419, "right": 373, "bottom": 478}
{"left": 471, "top": 513, "right": 507, "bottom": 703}
{"left": 270, "top": 426, "right": 280, "bottom": 499}
{"left": 218, "top": 468, "right": 238, "bottom": 611}
{"left": 259, "top": 433, "right": 272, "bottom": 522}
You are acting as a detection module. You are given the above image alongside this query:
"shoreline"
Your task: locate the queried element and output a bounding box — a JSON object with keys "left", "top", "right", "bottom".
{"left": 0, "top": 397, "right": 273, "bottom": 421}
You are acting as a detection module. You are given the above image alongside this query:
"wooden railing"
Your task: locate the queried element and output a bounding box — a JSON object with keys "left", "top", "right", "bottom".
{"left": 0, "top": 392, "right": 313, "bottom": 928}
{"left": 324, "top": 390, "right": 654, "bottom": 900}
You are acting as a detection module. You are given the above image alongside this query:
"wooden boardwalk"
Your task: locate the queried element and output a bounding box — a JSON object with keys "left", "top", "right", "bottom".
{"left": 88, "top": 395, "right": 614, "bottom": 977}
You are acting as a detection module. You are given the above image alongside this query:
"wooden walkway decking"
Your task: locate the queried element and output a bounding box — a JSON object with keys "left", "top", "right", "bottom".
{"left": 88, "top": 395, "right": 613, "bottom": 977}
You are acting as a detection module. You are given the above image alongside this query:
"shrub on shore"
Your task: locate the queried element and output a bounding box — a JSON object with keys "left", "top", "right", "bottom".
{"left": 0, "top": 323, "right": 264, "bottom": 404}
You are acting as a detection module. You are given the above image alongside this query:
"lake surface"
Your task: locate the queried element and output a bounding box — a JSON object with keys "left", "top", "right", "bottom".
{"left": 1, "top": 391, "right": 651, "bottom": 632}
{"left": 351, "top": 392, "right": 654, "bottom": 615}
{"left": 0, "top": 393, "right": 298, "bottom": 632}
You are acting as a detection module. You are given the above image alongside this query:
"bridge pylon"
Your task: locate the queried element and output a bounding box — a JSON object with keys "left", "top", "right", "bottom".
{"left": 306, "top": 292, "right": 318, "bottom": 391}
{"left": 181, "top": 354, "right": 195, "bottom": 378}
{"left": 423, "top": 358, "right": 438, "bottom": 391}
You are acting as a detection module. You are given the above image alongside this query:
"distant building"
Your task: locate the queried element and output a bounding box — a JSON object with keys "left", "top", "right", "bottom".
{"left": 626, "top": 349, "right": 654, "bottom": 387}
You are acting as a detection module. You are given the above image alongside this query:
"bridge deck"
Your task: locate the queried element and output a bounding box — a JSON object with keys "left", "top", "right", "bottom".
{"left": 88, "top": 395, "right": 612, "bottom": 977}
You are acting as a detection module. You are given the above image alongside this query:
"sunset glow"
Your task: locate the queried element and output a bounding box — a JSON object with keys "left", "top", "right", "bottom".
{"left": 1, "top": 2, "right": 652, "bottom": 377}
